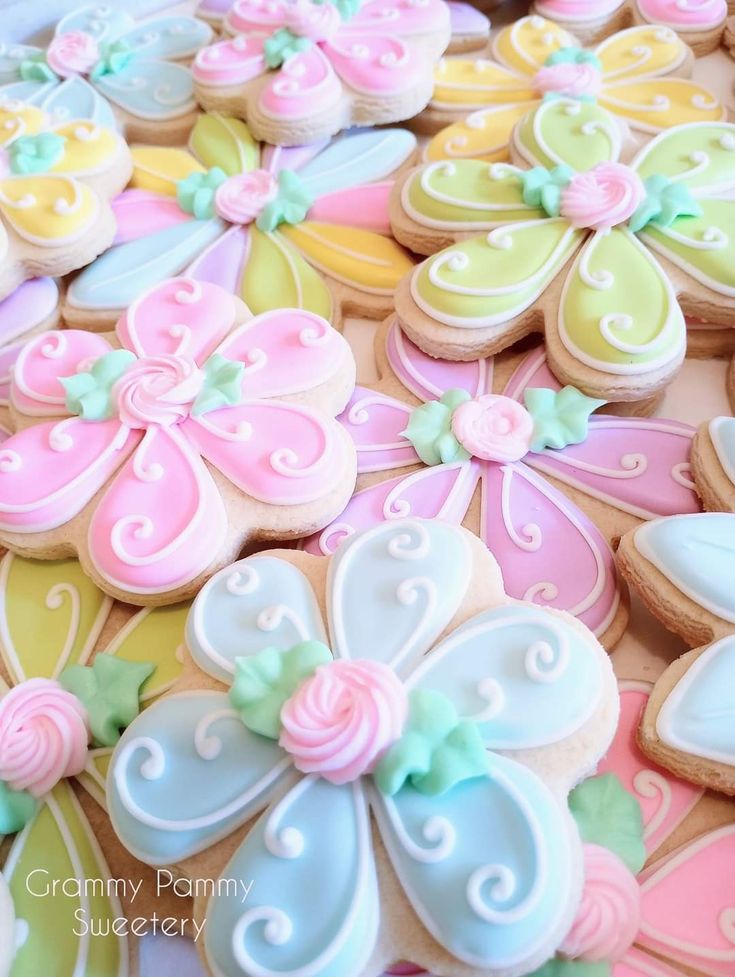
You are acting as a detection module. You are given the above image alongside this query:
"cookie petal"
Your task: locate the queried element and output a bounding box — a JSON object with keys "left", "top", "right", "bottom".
{"left": 0, "top": 174, "right": 99, "bottom": 246}
{"left": 514, "top": 99, "right": 624, "bottom": 170}
{"left": 386, "top": 320, "right": 493, "bottom": 401}
{"left": 633, "top": 123, "right": 735, "bottom": 194}
{"left": 339, "top": 387, "right": 418, "bottom": 473}
{"left": 241, "top": 226, "right": 332, "bottom": 318}
{"left": 189, "top": 112, "right": 259, "bottom": 176}
{"left": 94, "top": 58, "right": 195, "bottom": 122}
{"left": 298, "top": 128, "right": 416, "bottom": 197}
{"left": 595, "top": 24, "right": 689, "bottom": 81}
{"left": 426, "top": 104, "right": 535, "bottom": 163}
{"left": 258, "top": 47, "right": 342, "bottom": 122}
{"left": 12, "top": 329, "right": 112, "bottom": 416}
{"left": 112, "top": 189, "right": 191, "bottom": 244}
{"left": 600, "top": 79, "right": 723, "bottom": 134}
{"left": 114, "top": 15, "right": 213, "bottom": 60}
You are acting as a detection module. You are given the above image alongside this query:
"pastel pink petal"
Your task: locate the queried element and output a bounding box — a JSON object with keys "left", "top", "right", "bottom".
{"left": 116, "top": 278, "right": 238, "bottom": 363}
{"left": 614, "top": 948, "right": 685, "bottom": 977}
{"left": 501, "top": 346, "right": 562, "bottom": 400}
{"left": 598, "top": 682, "right": 703, "bottom": 856}
{"left": 227, "top": 0, "right": 292, "bottom": 32}
{"left": 386, "top": 321, "right": 492, "bottom": 401}
{"left": 480, "top": 460, "right": 620, "bottom": 639}
{"left": 325, "top": 31, "right": 421, "bottom": 95}
{"left": 12, "top": 330, "right": 114, "bottom": 416}
{"left": 350, "top": 0, "right": 450, "bottom": 34}
{"left": 340, "top": 387, "right": 418, "bottom": 473}
{"left": 112, "top": 190, "right": 191, "bottom": 245}
{"left": 183, "top": 400, "right": 345, "bottom": 505}
{"left": 186, "top": 225, "right": 249, "bottom": 296}
{"left": 300, "top": 461, "right": 480, "bottom": 554}
{"left": 215, "top": 308, "right": 350, "bottom": 398}
{"left": 193, "top": 35, "right": 267, "bottom": 87}
{"left": 88, "top": 426, "right": 226, "bottom": 595}
{"left": 308, "top": 183, "right": 393, "bottom": 233}
{"left": 0, "top": 419, "right": 137, "bottom": 533}
{"left": 259, "top": 47, "right": 342, "bottom": 120}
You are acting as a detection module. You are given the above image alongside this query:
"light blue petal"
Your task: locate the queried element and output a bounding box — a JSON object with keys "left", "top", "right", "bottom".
{"left": 373, "top": 754, "right": 573, "bottom": 969}
{"left": 9, "top": 75, "right": 117, "bottom": 128}
{"left": 116, "top": 16, "right": 213, "bottom": 59}
{"left": 94, "top": 58, "right": 195, "bottom": 121}
{"left": 407, "top": 604, "right": 603, "bottom": 750}
{"left": 55, "top": 5, "right": 135, "bottom": 42}
{"left": 327, "top": 519, "right": 471, "bottom": 674}
{"left": 187, "top": 556, "right": 327, "bottom": 684}
{"left": 67, "top": 219, "right": 225, "bottom": 313}
{"left": 297, "top": 128, "right": 417, "bottom": 198}
{"left": 205, "top": 778, "right": 378, "bottom": 977}
{"left": 107, "top": 691, "right": 291, "bottom": 864}
{"left": 0, "top": 43, "right": 44, "bottom": 83}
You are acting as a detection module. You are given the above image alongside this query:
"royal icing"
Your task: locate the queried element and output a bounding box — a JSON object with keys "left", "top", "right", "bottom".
{"left": 534, "top": 0, "right": 726, "bottom": 34}
{"left": 108, "top": 518, "right": 615, "bottom": 977}
{"left": 709, "top": 415, "right": 735, "bottom": 487}
{"left": 0, "top": 7, "right": 212, "bottom": 130}
{"left": 0, "top": 278, "right": 58, "bottom": 351}
{"left": 67, "top": 114, "right": 415, "bottom": 319}
{"left": 0, "top": 278, "right": 355, "bottom": 600}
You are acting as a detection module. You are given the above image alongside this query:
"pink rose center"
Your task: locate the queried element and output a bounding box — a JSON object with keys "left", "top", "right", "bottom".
{"left": 46, "top": 30, "right": 100, "bottom": 79}
{"left": 560, "top": 163, "right": 645, "bottom": 232}
{"left": 279, "top": 659, "right": 408, "bottom": 784}
{"left": 451, "top": 394, "right": 534, "bottom": 463}
{"left": 113, "top": 354, "right": 204, "bottom": 429}
{"left": 284, "top": 0, "right": 342, "bottom": 40}
{"left": 214, "top": 170, "right": 279, "bottom": 226}
{"left": 533, "top": 62, "right": 602, "bottom": 99}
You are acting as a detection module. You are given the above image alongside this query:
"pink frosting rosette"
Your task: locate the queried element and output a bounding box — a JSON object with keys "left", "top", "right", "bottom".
{"left": 451, "top": 394, "right": 534, "bottom": 463}
{"left": 0, "top": 678, "right": 89, "bottom": 797}
{"left": 113, "top": 355, "right": 205, "bottom": 428}
{"left": 284, "top": 0, "right": 342, "bottom": 40}
{"left": 560, "top": 843, "right": 641, "bottom": 962}
{"left": 279, "top": 660, "right": 408, "bottom": 784}
{"left": 533, "top": 62, "right": 602, "bottom": 99}
{"left": 46, "top": 30, "right": 100, "bottom": 78}
{"left": 214, "top": 170, "right": 279, "bottom": 225}
{"left": 560, "top": 163, "right": 645, "bottom": 232}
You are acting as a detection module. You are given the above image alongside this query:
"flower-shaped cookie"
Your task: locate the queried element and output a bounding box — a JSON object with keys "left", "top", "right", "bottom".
{"left": 424, "top": 17, "right": 723, "bottom": 161}
{"left": 392, "top": 105, "right": 735, "bottom": 401}
{"left": 192, "top": 0, "right": 451, "bottom": 145}
{"left": 618, "top": 512, "right": 735, "bottom": 794}
{"left": 108, "top": 518, "right": 618, "bottom": 977}
{"left": 0, "top": 277, "right": 356, "bottom": 604}
{"left": 0, "top": 5, "right": 213, "bottom": 143}
{"left": 302, "top": 319, "right": 699, "bottom": 648}
{"left": 0, "top": 551, "right": 190, "bottom": 977}
{"left": 0, "top": 98, "right": 130, "bottom": 301}
{"left": 65, "top": 112, "right": 415, "bottom": 329}
{"left": 692, "top": 395, "right": 735, "bottom": 513}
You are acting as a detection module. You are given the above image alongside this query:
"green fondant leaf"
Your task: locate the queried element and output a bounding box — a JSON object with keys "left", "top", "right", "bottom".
{"left": 628, "top": 174, "right": 702, "bottom": 233}
{"left": 525, "top": 386, "right": 605, "bottom": 452}
{"left": 192, "top": 353, "right": 245, "bottom": 415}
{"left": 256, "top": 169, "right": 314, "bottom": 232}
{"left": 176, "top": 166, "right": 228, "bottom": 220}
{"left": 19, "top": 54, "right": 58, "bottom": 83}
{"left": 530, "top": 959, "right": 611, "bottom": 977}
{"left": 0, "top": 780, "right": 36, "bottom": 833}
{"left": 545, "top": 47, "right": 602, "bottom": 70}
{"left": 402, "top": 389, "right": 472, "bottom": 466}
{"left": 263, "top": 28, "right": 312, "bottom": 69}
{"left": 61, "top": 348, "right": 136, "bottom": 421}
{"left": 89, "top": 39, "right": 133, "bottom": 80}
{"left": 519, "top": 165, "right": 574, "bottom": 218}
{"left": 8, "top": 133, "right": 66, "bottom": 175}
{"left": 568, "top": 773, "right": 646, "bottom": 875}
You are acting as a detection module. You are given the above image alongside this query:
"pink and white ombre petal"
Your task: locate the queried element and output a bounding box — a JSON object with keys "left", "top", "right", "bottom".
{"left": 307, "top": 183, "right": 393, "bottom": 233}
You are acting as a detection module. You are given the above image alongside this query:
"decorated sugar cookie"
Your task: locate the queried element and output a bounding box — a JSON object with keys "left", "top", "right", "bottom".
{"left": 302, "top": 318, "right": 700, "bottom": 648}
{"left": 65, "top": 112, "right": 416, "bottom": 330}
{"left": 107, "top": 518, "right": 619, "bottom": 977}
{"left": 0, "top": 5, "right": 213, "bottom": 144}
{"left": 192, "top": 0, "right": 451, "bottom": 146}
{"left": 391, "top": 108, "right": 735, "bottom": 402}
{"left": 0, "top": 551, "right": 191, "bottom": 976}
{"left": 691, "top": 411, "right": 735, "bottom": 513}
{"left": 618, "top": 512, "right": 735, "bottom": 794}
{"left": 0, "top": 277, "right": 357, "bottom": 605}
{"left": 0, "top": 99, "right": 131, "bottom": 302}
{"left": 424, "top": 18, "right": 723, "bottom": 160}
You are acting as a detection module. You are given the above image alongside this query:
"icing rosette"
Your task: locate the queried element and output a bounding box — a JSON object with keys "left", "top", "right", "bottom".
{"left": 559, "top": 163, "right": 645, "bottom": 232}
{"left": 451, "top": 394, "right": 534, "bottom": 463}
{"left": 0, "top": 678, "right": 89, "bottom": 798}
{"left": 113, "top": 355, "right": 205, "bottom": 428}
{"left": 280, "top": 659, "right": 408, "bottom": 783}
{"left": 284, "top": 0, "right": 342, "bottom": 41}
{"left": 533, "top": 61, "right": 602, "bottom": 100}
{"left": 45, "top": 30, "right": 100, "bottom": 78}
{"left": 214, "top": 169, "right": 279, "bottom": 225}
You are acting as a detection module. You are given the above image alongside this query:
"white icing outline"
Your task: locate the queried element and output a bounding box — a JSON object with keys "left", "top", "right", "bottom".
{"left": 345, "top": 394, "right": 413, "bottom": 455}
{"left": 0, "top": 174, "right": 100, "bottom": 246}
{"left": 387, "top": 321, "right": 492, "bottom": 401}
{"left": 709, "top": 415, "right": 735, "bottom": 487}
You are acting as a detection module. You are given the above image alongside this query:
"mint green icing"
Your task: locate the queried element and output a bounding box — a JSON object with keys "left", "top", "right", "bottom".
{"left": 256, "top": 169, "right": 314, "bottom": 232}
{"left": 402, "top": 389, "right": 472, "bottom": 466}
{"left": 61, "top": 349, "right": 136, "bottom": 421}
{"left": 229, "top": 641, "right": 332, "bottom": 739}
{"left": 89, "top": 39, "right": 133, "bottom": 80}
{"left": 8, "top": 132, "right": 66, "bottom": 175}
{"left": 531, "top": 959, "right": 611, "bottom": 977}
{"left": 519, "top": 165, "right": 574, "bottom": 218}
{"left": 524, "top": 386, "right": 605, "bottom": 453}
{"left": 0, "top": 780, "right": 36, "bottom": 834}
{"left": 314, "top": 0, "right": 360, "bottom": 19}
{"left": 263, "top": 28, "right": 312, "bottom": 68}
{"left": 19, "top": 54, "right": 58, "bottom": 83}
{"left": 60, "top": 656, "right": 155, "bottom": 748}
{"left": 374, "top": 688, "right": 489, "bottom": 797}
{"left": 544, "top": 47, "right": 602, "bottom": 71}
{"left": 628, "top": 174, "right": 703, "bottom": 234}
{"left": 568, "top": 773, "right": 646, "bottom": 875}
{"left": 176, "top": 167, "right": 228, "bottom": 220}
{"left": 192, "top": 354, "right": 245, "bottom": 416}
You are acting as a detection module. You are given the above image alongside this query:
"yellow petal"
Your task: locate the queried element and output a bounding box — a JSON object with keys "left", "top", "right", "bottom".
{"left": 493, "top": 15, "right": 577, "bottom": 76}
{"left": 0, "top": 174, "right": 98, "bottom": 245}
{"left": 48, "top": 121, "right": 122, "bottom": 175}
{"left": 131, "top": 146, "right": 204, "bottom": 196}
{"left": 0, "top": 102, "right": 46, "bottom": 147}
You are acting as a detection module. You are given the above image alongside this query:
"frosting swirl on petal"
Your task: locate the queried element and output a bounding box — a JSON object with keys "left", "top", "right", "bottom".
{"left": 214, "top": 170, "right": 279, "bottom": 226}
{"left": 451, "top": 394, "right": 533, "bottom": 462}
{"left": 284, "top": 0, "right": 343, "bottom": 40}
{"left": 533, "top": 62, "right": 602, "bottom": 100}
{"left": 113, "top": 355, "right": 204, "bottom": 428}
{"left": 560, "top": 163, "right": 645, "bottom": 232}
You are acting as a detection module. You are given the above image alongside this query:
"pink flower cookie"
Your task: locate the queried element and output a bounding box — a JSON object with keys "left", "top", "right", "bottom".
{"left": 0, "top": 277, "right": 357, "bottom": 605}
{"left": 301, "top": 318, "right": 700, "bottom": 650}
{"left": 192, "top": 0, "right": 451, "bottom": 146}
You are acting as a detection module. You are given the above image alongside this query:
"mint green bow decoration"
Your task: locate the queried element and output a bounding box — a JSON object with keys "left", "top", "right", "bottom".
{"left": 192, "top": 354, "right": 246, "bottom": 416}
{"left": 314, "top": 0, "right": 362, "bottom": 19}
{"left": 61, "top": 349, "right": 136, "bottom": 421}
{"left": 230, "top": 641, "right": 333, "bottom": 739}
{"left": 89, "top": 39, "right": 133, "bottom": 80}
{"left": 264, "top": 28, "right": 313, "bottom": 68}
{"left": 543, "top": 46, "right": 602, "bottom": 70}
{"left": 374, "top": 688, "right": 490, "bottom": 797}
{"left": 59, "top": 656, "right": 155, "bottom": 748}
{"left": 628, "top": 173, "right": 703, "bottom": 233}
{"left": 19, "top": 53, "right": 58, "bottom": 83}
{"left": 519, "top": 165, "right": 574, "bottom": 218}
{"left": 0, "top": 780, "right": 36, "bottom": 834}
{"left": 402, "top": 388, "right": 472, "bottom": 466}
{"left": 524, "top": 386, "right": 605, "bottom": 452}
{"left": 256, "top": 169, "right": 314, "bottom": 231}
{"left": 176, "top": 167, "right": 228, "bottom": 220}
{"left": 8, "top": 132, "right": 66, "bottom": 175}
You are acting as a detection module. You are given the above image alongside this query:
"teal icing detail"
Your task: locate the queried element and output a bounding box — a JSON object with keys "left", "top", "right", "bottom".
{"left": 19, "top": 55, "right": 58, "bottom": 83}
{"left": 314, "top": 0, "right": 361, "bottom": 19}
{"left": 60, "top": 655, "right": 155, "bottom": 748}
{"left": 255, "top": 169, "right": 314, "bottom": 232}
{"left": 0, "top": 780, "right": 36, "bottom": 834}
{"left": 60, "top": 348, "right": 136, "bottom": 420}
{"left": 263, "top": 28, "right": 312, "bottom": 69}
{"left": 519, "top": 164, "right": 574, "bottom": 217}
{"left": 401, "top": 388, "right": 472, "bottom": 466}
{"left": 374, "top": 688, "right": 489, "bottom": 796}
{"left": 543, "top": 46, "right": 602, "bottom": 71}
{"left": 89, "top": 39, "right": 134, "bottom": 80}
{"left": 176, "top": 167, "right": 228, "bottom": 220}
{"left": 524, "top": 386, "right": 605, "bottom": 452}
{"left": 229, "top": 641, "right": 333, "bottom": 739}
{"left": 8, "top": 131, "right": 66, "bottom": 175}
{"left": 628, "top": 174, "right": 702, "bottom": 233}
{"left": 568, "top": 773, "right": 646, "bottom": 874}
{"left": 530, "top": 959, "right": 611, "bottom": 977}
{"left": 192, "top": 353, "right": 245, "bottom": 416}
